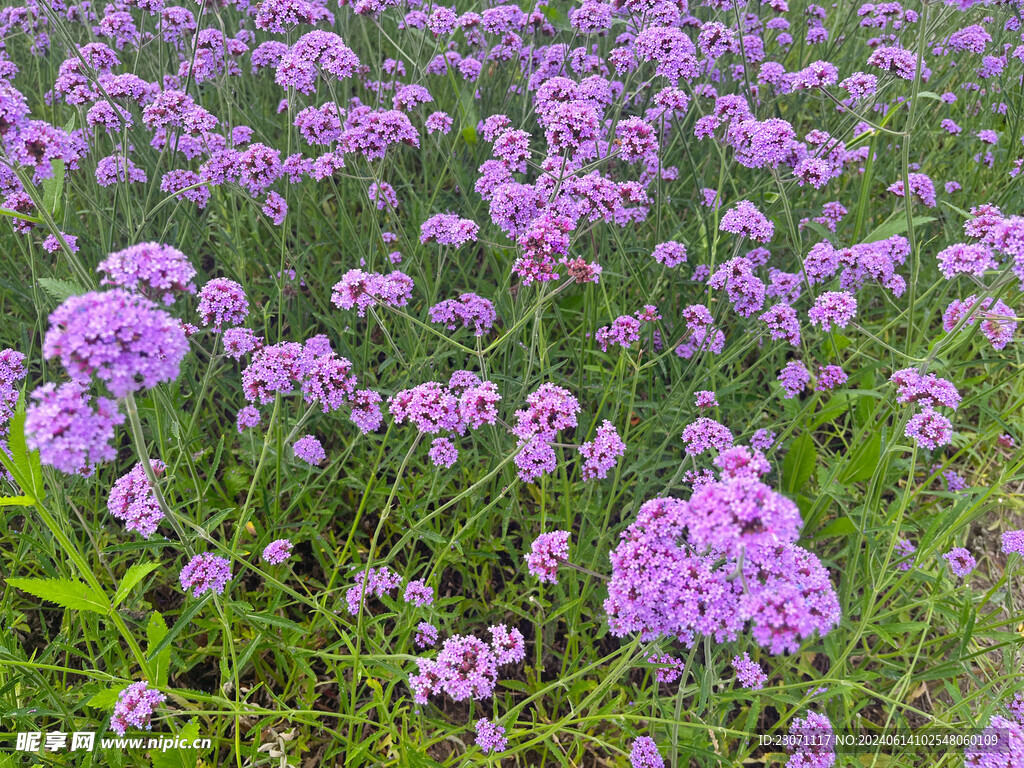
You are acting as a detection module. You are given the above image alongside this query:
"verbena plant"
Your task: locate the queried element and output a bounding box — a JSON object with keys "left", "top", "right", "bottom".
{"left": 0, "top": 0, "right": 1022, "bottom": 765}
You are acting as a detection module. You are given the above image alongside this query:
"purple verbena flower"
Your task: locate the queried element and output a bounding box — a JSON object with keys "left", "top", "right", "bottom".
{"left": 110, "top": 682, "right": 165, "bottom": 736}
{"left": 107, "top": 460, "right": 165, "bottom": 538}
{"left": 526, "top": 530, "right": 570, "bottom": 583}
{"left": 262, "top": 539, "right": 293, "bottom": 564}
{"left": 179, "top": 552, "right": 232, "bottom": 597}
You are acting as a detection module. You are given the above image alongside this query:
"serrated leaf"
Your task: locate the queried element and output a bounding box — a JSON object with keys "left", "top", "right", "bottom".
{"left": 0, "top": 495, "right": 34, "bottom": 506}
{"left": 147, "top": 612, "right": 172, "bottom": 688}
{"left": 37, "top": 277, "right": 85, "bottom": 301}
{"left": 150, "top": 720, "right": 200, "bottom": 768}
{"left": 6, "top": 577, "right": 108, "bottom": 614}
{"left": 85, "top": 687, "right": 123, "bottom": 709}
{"left": 0, "top": 400, "right": 43, "bottom": 501}
{"left": 113, "top": 562, "right": 161, "bottom": 607}
{"left": 782, "top": 432, "right": 817, "bottom": 495}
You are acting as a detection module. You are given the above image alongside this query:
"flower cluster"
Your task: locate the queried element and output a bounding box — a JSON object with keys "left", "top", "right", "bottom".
{"left": 605, "top": 475, "right": 840, "bottom": 654}
{"left": 330, "top": 268, "right": 414, "bottom": 317}
{"left": 107, "top": 460, "right": 166, "bottom": 538}
{"left": 408, "top": 624, "right": 524, "bottom": 704}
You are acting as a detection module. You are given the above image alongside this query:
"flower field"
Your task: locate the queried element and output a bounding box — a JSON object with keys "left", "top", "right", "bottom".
{"left": 0, "top": 0, "right": 1023, "bottom": 765}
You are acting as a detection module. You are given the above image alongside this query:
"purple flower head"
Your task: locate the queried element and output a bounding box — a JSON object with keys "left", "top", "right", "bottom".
{"left": 420, "top": 213, "right": 480, "bottom": 247}
{"left": 652, "top": 241, "right": 687, "bottom": 268}
{"left": 778, "top": 361, "right": 810, "bottom": 399}
{"left": 241, "top": 342, "right": 304, "bottom": 404}
{"left": 887, "top": 173, "right": 937, "bottom": 208}
{"left": 179, "top": 552, "right": 232, "bottom": 597}
{"left": 262, "top": 539, "right": 293, "bottom": 565}
{"left": 629, "top": 736, "right": 665, "bottom": 768}
{"left": 942, "top": 296, "right": 1016, "bottom": 351}
{"left": 890, "top": 369, "right": 961, "bottom": 410}
{"left": 433, "top": 634, "right": 499, "bottom": 700}
{"left": 0, "top": 349, "right": 26, "bottom": 428}
{"left": 750, "top": 429, "right": 776, "bottom": 451}
{"left": 904, "top": 407, "right": 953, "bottom": 450}
{"left": 429, "top": 293, "right": 497, "bottom": 336}
{"left": 428, "top": 436, "right": 458, "bottom": 468}
{"left": 895, "top": 539, "right": 917, "bottom": 571}
{"left": 513, "top": 383, "right": 580, "bottom": 442}
{"left": 198, "top": 278, "right": 249, "bottom": 329}
{"left": 936, "top": 243, "right": 997, "bottom": 279}
{"left": 425, "top": 111, "right": 452, "bottom": 134}
{"left": 26, "top": 382, "right": 125, "bottom": 476}
{"left": 526, "top": 530, "right": 570, "bottom": 583}
{"left": 867, "top": 44, "right": 917, "bottom": 80}
{"left": 293, "top": 435, "right": 326, "bottom": 466}
{"left": 605, "top": 496, "right": 745, "bottom": 646}
{"left": 330, "top": 269, "right": 414, "bottom": 317}
{"left": 107, "top": 460, "right": 165, "bottom": 538}
{"left": 647, "top": 653, "right": 685, "bottom": 684}
{"left": 579, "top": 420, "right": 626, "bottom": 481}
{"left": 223, "top": 328, "right": 262, "bottom": 359}
{"left": 459, "top": 381, "right": 501, "bottom": 429}
{"left": 943, "top": 547, "right": 975, "bottom": 578}
{"left": 594, "top": 314, "right": 643, "bottom": 352}
{"left": 44, "top": 290, "right": 188, "bottom": 397}
{"left": 390, "top": 381, "right": 460, "bottom": 434}
{"left": 733, "top": 652, "right": 767, "bottom": 689}
{"left": 349, "top": 389, "right": 383, "bottom": 434}
{"left": 300, "top": 349, "right": 356, "bottom": 414}
{"left": 720, "top": 200, "right": 774, "bottom": 243}
{"left": 681, "top": 417, "right": 734, "bottom": 455}
{"left": 475, "top": 718, "right": 507, "bottom": 753}
{"left": 514, "top": 212, "right": 573, "bottom": 286}
{"left": 404, "top": 579, "right": 434, "bottom": 607}
{"left": 98, "top": 243, "right": 196, "bottom": 305}
{"left": 1002, "top": 530, "right": 1024, "bottom": 555}
{"left": 489, "top": 624, "right": 525, "bottom": 665}
{"left": 110, "top": 682, "right": 165, "bottom": 736}
{"left": 808, "top": 291, "right": 857, "bottom": 331}
{"left": 741, "top": 543, "right": 841, "bottom": 655}
{"left": 685, "top": 477, "right": 802, "bottom": 556}
{"left": 345, "top": 565, "right": 401, "bottom": 615}
{"left": 816, "top": 365, "right": 848, "bottom": 392}
{"left": 714, "top": 446, "right": 771, "bottom": 480}
{"left": 694, "top": 391, "right": 718, "bottom": 409}
{"left": 415, "top": 621, "right": 438, "bottom": 648}
{"left": 785, "top": 711, "right": 835, "bottom": 768}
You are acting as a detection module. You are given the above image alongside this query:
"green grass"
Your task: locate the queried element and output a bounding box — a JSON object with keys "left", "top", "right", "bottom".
{"left": 0, "top": 0, "right": 1023, "bottom": 766}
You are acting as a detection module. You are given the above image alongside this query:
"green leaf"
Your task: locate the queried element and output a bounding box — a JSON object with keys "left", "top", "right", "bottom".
{"left": 0, "top": 206, "right": 43, "bottom": 224}
{"left": 0, "top": 495, "right": 35, "bottom": 506}
{"left": 0, "top": 399, "right": 44, "bottom": 502}
{"left": 41, "top": 159, "right": 65, "bottom": 218}
{"left": 782, "top": 433, "right": 817, "bottom": 495}
{"left": 245, "top": 612, "right": 305, "bottom": 633}
{"left": 538, "top": 3, "right": 572, "bottom": 31}
{"left": 147, "top": 612, "right": 172, "bottom": 688}
{"left": 37, "top": 277, "right": 85, "bottom": 302}
{"left": 147, "top": 600, "right": 204, "bottom": 670}
{"left": 816, "top": 516, "right": 857, "bottom": 538}
{"left": 113, "top": 562, "right": 161, "bottom": 607}
{"left": 841, "top": 431, "right": 882, "bottom": 483}
{"left": 150, "top": 720, "right": 201, "bottom": 768}
{"left": 6, "top": 577, "right": 108, "bottom": 614}
{"left": 864, "top": 212, "right": 936, "bottom": 243}
{"left": 85, "top": 687, "right": 123, "bottom": 709}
